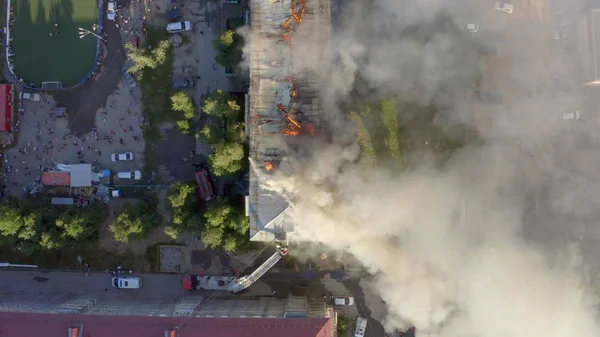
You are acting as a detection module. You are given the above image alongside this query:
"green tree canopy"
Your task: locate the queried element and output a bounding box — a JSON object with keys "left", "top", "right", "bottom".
{"left": 125, "top": 40, "right": 172, "bottom": 75}
{"left": 209, "top": 142, "right": 245, "bottom": 176}
{"left": 171, "top": 91, "right": 197, "bottom": 119}
{"left": 165, "top": 182, "right": 201, "bottom": 239}
{"left": 109, "top": 205, "right": 145, "bottom": 243}
{"left": 213, "top": 30, "right": 244, "bottom": 70}
{"left": 202, "top": 90, "right": 241, "bottom": 120}
{"left": 55, "top": 209, "right": 98, "bottom": 241}
{"left": 201, "top": 199, "right": 250, "bottom": 253}
{"left": 109, "top": 201, "right": 160, "bottom": 243}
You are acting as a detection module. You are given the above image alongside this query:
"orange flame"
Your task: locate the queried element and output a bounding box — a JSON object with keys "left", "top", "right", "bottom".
{"left": 305, "top": 123, "right": 317, "bottom": 135}
{"left": 265, "top": 161, "right": 274, "bottom": 172}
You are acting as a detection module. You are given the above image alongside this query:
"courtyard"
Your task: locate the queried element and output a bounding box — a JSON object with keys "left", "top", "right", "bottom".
{"left": 10, "top": 0, "right": 98, "bottom": 87}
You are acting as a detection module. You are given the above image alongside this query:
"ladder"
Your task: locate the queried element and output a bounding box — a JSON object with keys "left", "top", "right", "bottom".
{"left": 230, "top": 251, "right": 282, "bottom": 292}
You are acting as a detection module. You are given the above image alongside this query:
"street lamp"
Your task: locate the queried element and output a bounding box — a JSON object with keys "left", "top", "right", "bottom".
{"left": 78, "top": 25, "right": 106, "bottom": 42}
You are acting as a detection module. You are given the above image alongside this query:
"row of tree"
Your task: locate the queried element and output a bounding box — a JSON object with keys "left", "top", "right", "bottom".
{"left": 351, "top": 98, "right": 405, "bottom": 169}
{"left": 0, "top": 198, "right": 105, "bottom": 256}
{"left": 165, "top": 182, "right": 251, "bottom": 253}
{"left": 199, "top": 90, "right": 246, "bottom": 177}
{"left": 170, "top": 91, "right": 198, "bottom": 134}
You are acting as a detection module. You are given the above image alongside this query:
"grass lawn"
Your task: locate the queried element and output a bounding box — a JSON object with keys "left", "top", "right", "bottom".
{"left": 10, "top": 0, "right": 98, "bottom": 87}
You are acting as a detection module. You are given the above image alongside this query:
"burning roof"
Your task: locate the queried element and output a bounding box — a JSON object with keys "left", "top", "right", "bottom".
{"left": 247, "top": 0, "right": 331, "bottom": 241}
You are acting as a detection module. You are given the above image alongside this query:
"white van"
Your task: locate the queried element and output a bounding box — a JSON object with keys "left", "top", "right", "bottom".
{"left": 167, "top": 21, "right": 192, "bottom": 33}
{"left": 117, "top": 170, "right": 141, "bottom": 180}
{"left": 354, "top": 317, "right": 368, "bottom": 337}
{"left": 112, "top": 276, "right": 143, "bottom": 289}
{"left": 561, "top": 111, "right": 580, "bottom": 120}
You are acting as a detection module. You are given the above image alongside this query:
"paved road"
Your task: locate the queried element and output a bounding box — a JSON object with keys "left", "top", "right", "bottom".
{"left": 0, "top": 270, "right": 185, "bottom": 301}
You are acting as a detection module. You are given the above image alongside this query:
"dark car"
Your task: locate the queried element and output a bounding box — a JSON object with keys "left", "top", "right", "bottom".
{"left": 167, "top": 7, "right": 182, "bottom": 21}
{"left": 172, "top": 76, "right": 196, "bottom": 88}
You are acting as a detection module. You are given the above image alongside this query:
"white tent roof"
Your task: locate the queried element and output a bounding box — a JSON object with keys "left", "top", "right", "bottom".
{"left": 70, "top": 164, "right": 92, "bottom": 187}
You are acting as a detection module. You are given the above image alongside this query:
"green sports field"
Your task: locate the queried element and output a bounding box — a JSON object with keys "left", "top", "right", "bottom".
{"left": 10, "top": 0, "right": 98, "bottom": 87}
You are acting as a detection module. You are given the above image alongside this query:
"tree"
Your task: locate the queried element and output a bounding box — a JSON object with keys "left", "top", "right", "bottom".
{"left": 165, "top": 182, "right": 202, "bottom": 239}
{"left": 55, "top": 210, "right": 97, "bottom": 241}
{"left": 213, "top": 30, "right": 243, "bottom": 70}
{"left": 380, "top": 99, "right": 404, "bottom": 168}
{"left": 171, "top": 91, "right": 197, "bottom": 119}
{"left": 202, "top": 90, "right": 241, "bottom": 120}
{"left": 125, "top": 42, "right": 158, "bottom": 74}
{"left": 209, "top": 142, "right": 245, "bottom": 176}
{"left": 176, "top": 119, "right": 192, "bottom": 134}
{"left": 167, "top": 182, "right": 197, "bottom": 225}
{"left": 0, "top": 204, "right": 24, "bottom": 236}
{"left": 350, "top": 112, "right": 377, "bottom": 166}
{"left": 201, "top": 199, "right": 250, "bottom": 253}
{"left": 109, "top": 203, "right": 145, "bottom": 243}
{"left": 39, "top": 231, "right": 61, "bottom": 250}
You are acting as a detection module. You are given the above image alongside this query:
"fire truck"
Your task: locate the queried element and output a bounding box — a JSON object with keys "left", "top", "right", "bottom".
{"left": 182, "top": 244, "right": 289, "bottom": 293}
{"left": 193, "top": 165, "right": 215, "bottom": 202}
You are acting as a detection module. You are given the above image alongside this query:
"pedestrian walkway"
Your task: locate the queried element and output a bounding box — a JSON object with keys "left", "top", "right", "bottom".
{"left": 3, "top": 80, "right": 145, "bottom": 197}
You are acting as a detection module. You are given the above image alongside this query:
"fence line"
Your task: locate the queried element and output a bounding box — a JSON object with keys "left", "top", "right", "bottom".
{"left": 4, "top": 0, "right": 106, "bottom": 91}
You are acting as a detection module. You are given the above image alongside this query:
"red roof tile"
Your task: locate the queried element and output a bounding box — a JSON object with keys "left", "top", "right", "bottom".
{"left": 0, "top": 311, "right": 334, "bottom": 337}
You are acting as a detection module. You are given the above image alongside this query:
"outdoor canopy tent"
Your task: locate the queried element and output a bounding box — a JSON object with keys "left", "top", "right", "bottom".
{"left": 69, "top": 164, "right": 92, "bottom": 187}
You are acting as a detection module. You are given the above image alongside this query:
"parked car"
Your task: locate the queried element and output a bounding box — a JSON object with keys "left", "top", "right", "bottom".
{"left": 332, "top": 296, "right": 355, "bottom": 306}
{"left": 172, "top": 76, "right": 196, "bottom": 88}
{"left": 117, "top": 170, "right": 141, "bottom": 180}
{"left": 52, "top": 107, "right": 67, "bottom": 118}
{"left": 561, "top": 111, "right": 580, "bottom": 120}
{"left": 112, "top": 276, "right": 143, "bottom": 289}
{"left": 107, "top": 1, "right": 116, "bottom": 21}
{"left": 494, "top": 1, "right": 513, "bottom": 13}
{"left": 111, "top": 152, "right": 133, "bottom": 162}
{"left": 19, "top": 92, "right": 41, "bottom": 101}
{"left": 462, "top": 23, "right": 478, "bottom": 33}
{"left": 122, "top": 67, "right": 137, "bottom": 88}
{"left": 167, "top": 7, "right": 182, "bottom": 21}
{"left": 166, "top": 21, "right": 192, "bottom": 33}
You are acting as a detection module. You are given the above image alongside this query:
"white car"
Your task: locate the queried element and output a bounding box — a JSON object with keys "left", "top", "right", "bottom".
{"left": 107, "top": 1, "right": 116, "bottom": 21}
{"left": 494, "top": 1, "right": 513, "bottom": 14}
{"left": 332, "top": 296, "right": 355, "bottom": 306}
{"left": 462, "top": 23, "right": 479, "bottom": 33}
{"left": 117, "top": 170, "right": 142, "bottom": 180}
{"left": 112, "top": 276, "right": 143, "bottom": 289}
{"left": 111, "top": 152, "right": 133, "bottom": 162}
{"left": 166, "top": 21, "right": 192, "bottom": 33}
{"left": 561, "top": 111, "right": 580, "bottom": 120}
{"left": 19, "top": 92, "right": 41, "bottom": 102}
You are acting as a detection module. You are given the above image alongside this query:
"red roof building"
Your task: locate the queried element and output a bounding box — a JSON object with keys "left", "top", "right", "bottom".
{"left": 0, "top": 84, "right": 12, "bottom": 132}
{"left": 41, "top": 171, "right": 71, "bottom": 186}
{"left": 0, "top": 312, "right": 336, "bottom": 337}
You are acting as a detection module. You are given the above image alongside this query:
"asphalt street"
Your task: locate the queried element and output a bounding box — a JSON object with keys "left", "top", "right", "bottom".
{"left": 0, "top": 270, "right": 185, "bottom": 301}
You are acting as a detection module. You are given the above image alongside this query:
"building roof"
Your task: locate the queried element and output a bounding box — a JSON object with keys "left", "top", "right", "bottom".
{"left": 69, "top": 164, "right": 92, "bottom": 187}
{"left": 247, "top": 0, "right": 331, "bottom": 241}
{"left": 41, "top": 171, "right": 70, "bottom": 186}
{"left": 0, "top": 312, "right": 334, "bottom": 337}
{"left": 0, "top": 84, "right": 12, "bottom": 132}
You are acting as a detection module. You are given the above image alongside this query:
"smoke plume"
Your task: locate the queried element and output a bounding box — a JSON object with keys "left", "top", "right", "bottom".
{"left": 249, "top": 0, "right": 600, "bottom": 335}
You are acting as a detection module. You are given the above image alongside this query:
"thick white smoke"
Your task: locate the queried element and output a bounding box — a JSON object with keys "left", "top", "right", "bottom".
{"left": 249, "top": 0, "right": 600, "bottom": 335}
